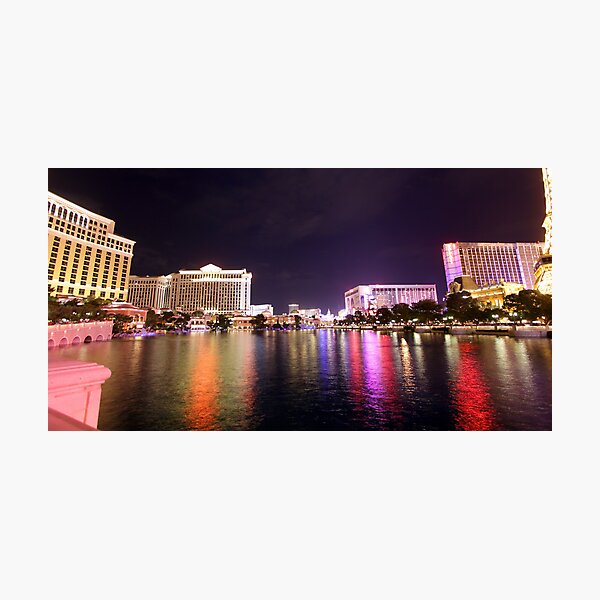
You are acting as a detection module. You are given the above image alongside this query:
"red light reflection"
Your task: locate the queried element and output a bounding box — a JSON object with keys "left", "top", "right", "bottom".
{"left": 451, "top": 342, "right": 496, "bottom": 431}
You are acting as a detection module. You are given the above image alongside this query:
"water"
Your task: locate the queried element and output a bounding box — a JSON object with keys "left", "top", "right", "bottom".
{"left": 51, "top": 330, "right": 552, "bottom": 431}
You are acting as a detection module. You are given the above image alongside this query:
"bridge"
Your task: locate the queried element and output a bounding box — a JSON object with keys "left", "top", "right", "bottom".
{"left": 48, "top": 320, "right": 113, "bottom": 349}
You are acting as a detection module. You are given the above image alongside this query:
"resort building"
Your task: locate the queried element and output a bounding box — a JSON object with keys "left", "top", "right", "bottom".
{"left": 288, "top": 303, "right": 300, "bottom": 314}
{"left": 128, "top": 275, "right": 172, "bottom": 311}
{"left": 104, "top": 302, "right": 148, "bottom": 330}
{"left": 250, "top": 304, "right": 274, "bottom": 316}
{"left": 48, "top": 191, "right": 135, "bottom": 301}
{"left": 298, "top": 308, "right": 321, "bottom": 318}
{"left": 449, "top": 278, "right": 524, "bottom": 308}
{"left": 232, "top": 316, "right": 254, "bottom": 330}
{"left": 344, "top": 284, "right": 438, "bottom": 314}
{"left": 188, "top": 317, "right": 209, "bottom": 332}
{"left": 442, "top": 241, "right": 543, "bottom": 291}
{"left": 169, "top": 263, "right": 252, "bottom": 314}
{"left": 534, "top": 168, "right": 553, "bottom": 295}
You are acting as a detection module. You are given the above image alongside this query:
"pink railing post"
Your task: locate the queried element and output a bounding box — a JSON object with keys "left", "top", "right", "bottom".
{"left": 48, "top": 360, "right": 112, "bottom": 431}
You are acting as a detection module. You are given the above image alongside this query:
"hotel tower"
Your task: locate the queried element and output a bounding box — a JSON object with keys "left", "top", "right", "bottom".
{"left": 442, "top": 241, "right": 543, "bottom": 291}
{"left": 48, "top": 192, "right": 136, "bottom": 300}
{"left": 169, "top": 264, "right": 252, "bottom": 314}
{"left": 533, "top": 168, "right": 553, "bottom": 295}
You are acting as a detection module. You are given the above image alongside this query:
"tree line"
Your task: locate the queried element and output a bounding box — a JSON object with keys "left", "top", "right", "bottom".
{"left": 339, "top": 290, "right": 551, "bottom": 326}
{"left": 49, "top": 289, "right": 552, "bottom": 335}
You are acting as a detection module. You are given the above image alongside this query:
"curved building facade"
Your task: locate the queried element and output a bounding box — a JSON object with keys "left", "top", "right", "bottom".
{"left": 48, "top": 192, "right": 135, "bottom": 301}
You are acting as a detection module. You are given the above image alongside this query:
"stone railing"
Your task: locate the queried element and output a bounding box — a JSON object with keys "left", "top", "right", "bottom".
{"left": 48, "top": 359, "right": 112, "bottom": 430}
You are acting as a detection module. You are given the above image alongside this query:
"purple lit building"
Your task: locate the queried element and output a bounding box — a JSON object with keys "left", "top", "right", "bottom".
{"left": 442, "top": 242, "right": 543, "bottom": 291}
{"left": 345, "top": 284, "right": 438, "bottom": 314}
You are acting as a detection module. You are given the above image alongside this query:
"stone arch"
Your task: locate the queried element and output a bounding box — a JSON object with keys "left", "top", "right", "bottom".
{"left": 95, "top": 335, "right": 104, "bottom": 341}
{"left": 72, "top": 336, "right": 81, "bottom": 345}
{"left": 48, "top": 339, "right": 55, "bottom": 349}
{"left": 59, "top": 338, "right": 69, "bottom": 347}
{"left": 84, "top": 335, "right": 93, "bottom": 344}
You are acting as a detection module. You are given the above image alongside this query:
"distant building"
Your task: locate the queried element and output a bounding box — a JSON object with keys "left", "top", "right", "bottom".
{"left": 299, "top": 308, "right": 321, "bottom": 318}
{"left": 188, "top": 317, "right": 209, "bottom": 332}
{"left": 320, "top": 309, "right": 335, "bottom": 324}
{"left": 104, "top": 301, "right": 147, "bottom": 330}
{"left": 169, "top": 263, "right": 252, "bottom": 314}
{"left": 442, "top": 242, "right": 543, "bottom": 291}
{"left": 288, "top": 303, "right": 300, "bottom": 314}
{"left": 128, "top": 275, "right": 172, "bottom": 311}
{"left": 449, "top": 278, "right": 524, "bottom": 308}
{"left": 344, "top": 284, "right": 438, "bottom": 314}
{"left": 48, "top": 191, "right": 135, "bottom": 301}
{"left": 250, "top": 303, "right": 274, "bottom": 316}
{"left": 232, "top": 315, "right": 254, "bottom": 330}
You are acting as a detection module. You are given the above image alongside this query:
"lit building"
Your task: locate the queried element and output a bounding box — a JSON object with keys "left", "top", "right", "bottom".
{"left": 442, "top": 241, "right": 543, "bottom": 291}
{"left": 250, "top": 303, "right": 274, "bottom": 316}
{"left": 104, "top": 302, "right": 148, "bottom": 330}
{"left": 288, "top": 303, "right": 300, "bottom": 314}
{"left": 319, "top": 310, "right": 335, "bottom": 326}
{"left": 48, "top": 192, "right": 135, "bottom": 300}
{"left": 169, "top": 263, "right": 252, "bottom": 314}
{"left": 188, "top": 317, "right": 209, "bottom": 332}
{"left": 128, "top": 275, "right": 172, "bottom": 311}
{"left": 345, "top": 284, "right": 438, "bottom": 314}
{"left": 232, "top": 316, "right": 254, "bottom": 330}
{"left": 534, "top": 168, "right": 553, "bottom": 295}
{"left": 468, "top": 283, "right": 524, "bottom": 308}
{"left": 299, "top": 308, "right": 321, "bottom": 318}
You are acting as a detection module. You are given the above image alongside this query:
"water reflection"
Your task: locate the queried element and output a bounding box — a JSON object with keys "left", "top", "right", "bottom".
{"left": 53, "top": 331, "right": 551, "bottom": 431}
{"left": 447, "top": 339, "right": 496, "bottom": 431}
{"left": 187, "top": 335, "right": 220, "bottom": 429}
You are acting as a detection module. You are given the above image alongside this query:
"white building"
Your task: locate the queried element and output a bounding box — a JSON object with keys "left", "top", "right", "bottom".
{"left": 250, "top": 303, "right": 274, "bottom": 316}
{"left": 169, "top": 264, "right": 252, "bottom": 314}
{"left": 299, "top": 308, "right": 321, "bottom": 318}
{"left": 128, "top": 275, "right": 172, "bottom": 311}
{"left": 345, "top": 284, "right": 438, "bottom": 313}
{"left": 188, "top": 317, "right": 209, "bottom": 332}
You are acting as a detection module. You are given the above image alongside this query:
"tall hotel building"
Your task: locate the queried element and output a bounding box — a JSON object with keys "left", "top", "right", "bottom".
{"left": 128, "top": 275, "right": 172, "bottom": 311}
{"left": 48, "top": 192, "right": 135, "bottom": 300}
{"left": 442, "top": 242, "right": 543, "bottom": 291}
{"left": 345, "top": 284, "right": 438, "bottom": 313}
{"left": 169, "top": 264, "right": 252, "bottom": 314}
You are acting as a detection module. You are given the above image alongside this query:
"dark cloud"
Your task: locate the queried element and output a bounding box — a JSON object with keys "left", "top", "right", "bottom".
{"left": 48, "top": 168, "right": 546, "bottom": 312}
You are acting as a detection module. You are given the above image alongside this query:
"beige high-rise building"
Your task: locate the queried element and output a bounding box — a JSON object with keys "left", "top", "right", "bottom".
{"left": 128, "top": 275, "right": 172, "bottom": 311}
{"left": 48, "top": 191, "right": 135, "bottom": 300}
{"left": 169, "top": 264, "right": 252, "bottom": 314}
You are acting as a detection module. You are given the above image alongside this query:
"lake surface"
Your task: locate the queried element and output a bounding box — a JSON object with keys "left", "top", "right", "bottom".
{"left": 51, "top": 330, "right": 552, "bottom": 431}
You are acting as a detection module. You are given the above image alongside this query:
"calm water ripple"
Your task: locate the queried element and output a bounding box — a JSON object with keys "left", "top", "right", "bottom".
{"left": 51, "top": 330, "right": 552, "bottom": 431}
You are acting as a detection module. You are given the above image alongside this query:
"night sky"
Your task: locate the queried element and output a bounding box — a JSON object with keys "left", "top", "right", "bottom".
{"left": 48, "top": 169, "right": 545, "bottom": 313}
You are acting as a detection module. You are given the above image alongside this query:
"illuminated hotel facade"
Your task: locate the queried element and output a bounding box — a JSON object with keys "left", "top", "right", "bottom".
{"left": 442, "top": 242, "right": 543, "bottom": 291}
{"left": 345, "top": 284, "right": 438, "bottom": 314}
{"left": 48, "top": 192, "right": 135, "bottom": 300}
{"left": 128, "top": 275, "right": 172, "bottom": 311}
{"left": 169, "top": 264, "right": 252, "bottom": 314}
{"left": 534, "top": 167, "right": 553, "bottom": 295}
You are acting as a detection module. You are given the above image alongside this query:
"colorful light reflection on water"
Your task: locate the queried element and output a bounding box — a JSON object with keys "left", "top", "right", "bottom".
{"left": 53, "top": 331, "right": 552, "bottom": 431}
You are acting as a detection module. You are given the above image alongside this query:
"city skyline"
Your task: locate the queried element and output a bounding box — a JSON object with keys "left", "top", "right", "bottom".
{"left": 48, "top": 169, "right": 546, "bottom": 312}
